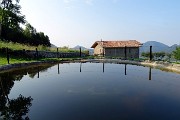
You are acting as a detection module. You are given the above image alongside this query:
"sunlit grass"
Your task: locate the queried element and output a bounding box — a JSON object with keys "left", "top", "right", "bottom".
{"left": 0, "top": 40, "right": 84, "bottom": 53}
{"left": 0, "top": 54, "right": 35, "bottom": 66}
{"left": 0, "top": 40, "right": 50, "bottom": 51}
{"left": 0, "top": 40, "right": 88, "bottom": 66}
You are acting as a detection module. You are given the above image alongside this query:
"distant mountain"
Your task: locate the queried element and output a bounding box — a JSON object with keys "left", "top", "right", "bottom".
{"left": 140, "top": 41, "right": 179, "bottom": 53}
{"left": 72, "top": 45, "right": 87, "bottom": 50}
{"left": 71, "top": 45, "right": 94, "bottom": 55}
{"left": 168, "top": 44, "right": 180, "bottom": 53}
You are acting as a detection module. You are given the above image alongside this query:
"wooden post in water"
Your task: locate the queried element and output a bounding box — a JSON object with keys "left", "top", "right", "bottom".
{"left": 150, "top": 46, "right": 152, "bottom": 61}
{"left": 6, "top": 48, "right": 9, "bottom": 64}
{"left": 80, "top": 63, "right": 82, "bottom": 72}
{"left": 58, "top": 63, "right": 60, "bottom": 74}
{"left": 125, "top": 46, "right": 127, "bottom": 60}
{"left": 79, "top": 47, "right": 82, "bottom": 58}
{"left": 37, "top": 66, "right": 39, "bottom": 78}
{"left": 125, "top": 64, "right": 127, "bottom": 75}
{"left": 103, "top": 62, "right": 105, "bottom": 73}
{"left": 149, "top": 67, "right": 152, "bottom": 80}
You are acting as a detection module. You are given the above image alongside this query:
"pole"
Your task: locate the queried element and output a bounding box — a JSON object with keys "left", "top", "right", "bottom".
{"left": 125, "top": 46, "right": 127, "bottom": 60}
{"left": 79, "top": 47, "right": 81, "bottom": 57}
{"left": 149, "top": 67, "right": 151, "bottom": 80}
{"left": 150, "top": 46, "right": 152, "bottom": 61}
{"left": 80, "top": 63, "right": 82, "bottom": 72}
{"left": 125, "top": 64, "right": 127, "bottom": 75}
{"left": 37, "top": 67, "right": 39, "bottom": 78}
{"left": 57, "top": 48, "right": 59, "bottom": 59}
{"left": 36, "top": 48, "right": 38, "bottom": 60}
{"left": 6, "top": 48, "right": 9, "bottom": 64}
{"left": 58, "top": 63, "right": 60, "bottom": 74}
{"left": 103, "top": 62, "right": 104, "bottom": 73}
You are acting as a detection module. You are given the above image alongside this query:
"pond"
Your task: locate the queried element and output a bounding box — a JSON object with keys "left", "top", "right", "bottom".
{"left": 0, "top": 62, "right": 180, "bottom": 120}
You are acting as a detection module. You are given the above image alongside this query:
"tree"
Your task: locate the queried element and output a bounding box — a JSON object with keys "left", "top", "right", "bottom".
{"left": 23, "top": 23, "right": 51, "bottom": 46}
{"left": 0, "top": 0, "right": 25, "bottom": 29}
{"left": 141, "top": 52, "right": 152, "bottom": 58}
{"left": 173, "top": 47, "right": 180, "bottom": 60}
{"left": 0, "top": 0, "right": 51, "bottom": 47}
{"left": 0, "top": 0, "right": 25, "bottom": 43}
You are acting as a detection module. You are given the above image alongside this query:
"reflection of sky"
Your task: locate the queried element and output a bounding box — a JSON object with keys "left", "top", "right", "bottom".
{"left": 7, "top": 63, "right": 180, "bottom": 120}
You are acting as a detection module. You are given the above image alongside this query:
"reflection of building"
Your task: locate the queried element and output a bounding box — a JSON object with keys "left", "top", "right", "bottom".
{"left": 91, "top": 40, "right": 142, "bottom": 58}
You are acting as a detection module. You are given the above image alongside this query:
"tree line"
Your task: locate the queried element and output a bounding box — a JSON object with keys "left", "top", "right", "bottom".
{"left": 141, "top": 47, "right": 180, "bottom": 61}
{"left": 0, "top": 0, "right": 51, "bottom": 47}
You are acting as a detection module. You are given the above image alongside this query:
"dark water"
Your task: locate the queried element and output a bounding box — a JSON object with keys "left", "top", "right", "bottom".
{"left": 0, "top": 63, "right": 180, "bottom": 120}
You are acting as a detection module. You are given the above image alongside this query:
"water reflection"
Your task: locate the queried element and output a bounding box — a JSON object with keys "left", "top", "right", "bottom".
{"left": 103, "top": 62, "right": 104, "bottom": 73}
{"left": 80, "top": 63, "right": 82, "bottom": 72}
{"left": 149, "top": 67, "right": 152, "bottom": 80}
{"left": 0, "top": 75, "right": 33, "bottom": 120}
{"left": 0, "top": 64, "right": 55, "bottom": 119}
{"left": 1, "top": 63, "right": 178, "bottom": 120}
{"left": 78, "top": 63, "right": 153, "bottom": 80}
{"left": 58, "top": 63, "right": 60, "bottom": 74}
{"left": 37, "top": 66, "right": 39, "bottom": 78}
{"left": 125, "top": 64, "right": 127, "bottom": 75}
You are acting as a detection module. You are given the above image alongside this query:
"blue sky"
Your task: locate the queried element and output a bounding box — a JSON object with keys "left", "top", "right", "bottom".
{"left": 20, "top": 0, "right": 180, "bottom": 48}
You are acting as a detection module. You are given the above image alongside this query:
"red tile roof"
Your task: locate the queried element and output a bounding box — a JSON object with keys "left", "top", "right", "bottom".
{"left": 91, "top": 40, "right": 142, "bottom": 48}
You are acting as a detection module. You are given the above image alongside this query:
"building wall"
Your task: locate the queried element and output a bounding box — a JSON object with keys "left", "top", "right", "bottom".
{"left": 94, "top": 44, "right": 104, "bottom": 55}
{"left": 105, "top": 47, "right": 139, "bottom": 58}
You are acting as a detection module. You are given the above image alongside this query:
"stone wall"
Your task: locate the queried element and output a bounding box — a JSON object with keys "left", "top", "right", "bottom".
{"left": 25, "top": 50, "right": 85, "bottom": 58}
{"left": 0, "top": 48, "right": 86, "bottom": 58}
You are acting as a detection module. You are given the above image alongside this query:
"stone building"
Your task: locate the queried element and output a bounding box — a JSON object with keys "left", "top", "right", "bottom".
{"left": 91, "top": 40, "right": 142, "bottom": 59}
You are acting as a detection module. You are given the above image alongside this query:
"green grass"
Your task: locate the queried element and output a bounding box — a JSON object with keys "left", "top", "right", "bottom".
{"left": 0, "top": 40, "right": 87, "bottom": 53}
{"left": 0, "top": 54, "right": 35, "bottom": 66}
{"left": 0, "top": 53, "right": 83, "bottom": 66}
{"left": 0, "top": 40, "right": 49, "bottom": 51}
{"left": 0, "top": 40, "right": 89, "bottom": 66}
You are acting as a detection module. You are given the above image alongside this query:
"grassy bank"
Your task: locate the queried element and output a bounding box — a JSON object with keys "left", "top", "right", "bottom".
{"left": 0, "top": 53, "right": 83, "bottom": 66}
{"left": 0, "top": 40, "right": 86, "bottom": 53}
{"left": 0, "top": 53, "right": 35, "bottom": 65}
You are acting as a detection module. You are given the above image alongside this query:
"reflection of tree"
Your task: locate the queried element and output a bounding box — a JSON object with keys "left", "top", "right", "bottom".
{"left": 0, "top": 74, "right": 33, "bottom": 120}
{"left": 27, "top": 65, "right": 54, "bottom": 78}
{"left": 1, "top": 95, "right": 33, "bottom": 120}
{"left": 0, "top": 64, "right": 55, "bottom": 119}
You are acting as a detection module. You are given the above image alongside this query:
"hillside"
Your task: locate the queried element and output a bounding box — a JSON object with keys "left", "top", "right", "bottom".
{"left": 140, "top": 41, "right": 179, "bottom": 53}
{"left": 72, "top": 45, "right": 87, "bottom": 50}
{"left": 71, "top": 45, "right": 94, "bottom": 55}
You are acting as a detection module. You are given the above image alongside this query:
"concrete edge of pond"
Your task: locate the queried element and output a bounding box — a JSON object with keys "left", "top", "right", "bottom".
{"left": 0, "top": 59, "right": 180, "bottom": 74}
{"left": 0, "top": 61, "right": 58, "bottom": 72}
{"left": 82, "top": 59, "right": 180, "bottom": 74}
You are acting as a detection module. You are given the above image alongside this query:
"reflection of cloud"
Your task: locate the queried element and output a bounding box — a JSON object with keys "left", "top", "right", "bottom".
{"left": 67, "top": 89, "right": 80, "bottom": 94}
{"left": 88, "top": 86, "right": 107, "bottom": 95}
